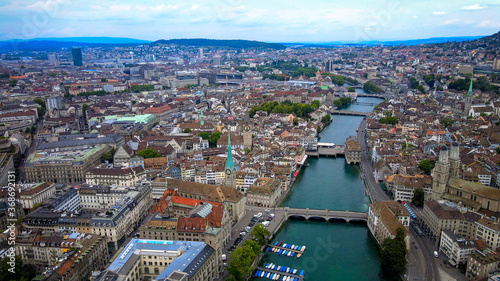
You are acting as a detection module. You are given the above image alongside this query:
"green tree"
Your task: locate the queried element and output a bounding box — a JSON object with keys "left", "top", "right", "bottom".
{"left": 9, "top": 79, "right": 17, "bottom": 87}
{"left": 244, "top": 148, "right": 250, "bottom": 154}
{"left": 440, "top": 117, "right": 455, "bottom": 128}
{"left": 101, "top": 78, "right": 108, "bottom": 82}
{"left": 363, "top": 81, "right": 382, "bottom": 93}
{"left": 334, "top": 75, "right": 345, "bottom": 86}
{"left": 101, "top": 147, "right": 116, "bottom": 163}
{"left": 33, "top": 98, "right": 46, "bottom": 117}
{"left": 412, "top": 188, "right": 425, "bottom": 207}
{"left": 227, "top": 242, "right": 259, "bottom": 281}
{"left": 49, "top": 72, "right": 57, "bottom": 77}
{"left": 0, "top": 256, "right": 38, "bottom": 281}
{"left": 379, "top": 116, "right": 398, "bottom": 125}
{"left": 497, "top": 147, "right": 500, "bottom": 154}
{"left": 380, "top": 227, "right": 408, "bottom": 280}
{"left": 419, "top": 159, "right": 432, "bottom": 175}
{"left": 347, "top": 87, "right": 355, "bottom": 92}
{"left": 251, "top": 224, "right": 271, "bottom": 246}
{"left": 209, "top": 132, "right": 221, "bottom": 148}
{"left": 199, "top": 132, "right": 210, "bottom": 140}
{"left": 293, "top": 118, "right": 298, "bottom": 126}
{"left": 321, "top": 114, "right": 331, "bottom": 123}
{"left": 183, "top": 128, "right": 191, "bottom": 133}
{"left": 138, "top": 147, "right": 162, "bottom": 159}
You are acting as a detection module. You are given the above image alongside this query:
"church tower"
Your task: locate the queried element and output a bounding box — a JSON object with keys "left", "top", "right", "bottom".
{"left": 243, "top": 112, "right": 252, "bottom": 151}
{"left": 431, "top": 146, "right": 450, "bottom": 200}
{"left": 449, "top": 142, "right": 461, "bottom": 179}
{"left": 463, "top": 79, "right": 473, "bottom": 116}
{"left": 224, "top": 133, "right": 236, "bottom": 188}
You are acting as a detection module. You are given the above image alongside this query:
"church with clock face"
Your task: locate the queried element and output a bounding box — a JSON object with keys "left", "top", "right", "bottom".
{"left": 225, "top": 133, "right": 236, "bottom": 188}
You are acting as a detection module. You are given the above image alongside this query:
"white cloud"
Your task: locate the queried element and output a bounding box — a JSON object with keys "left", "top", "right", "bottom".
{"left": 432, "top": 11, "right": 446, "bottom": 15}
{"left": 442, "top": 19, "right": 460, "bottom": 26}
{"left": 461, "top": 4, "right": 487, "bottom": 10}
{"left": 477, "top": 20, "right": 500, "bottom": 28}
{"left": 191, "top": 4, "right": 199, "bottom": 10}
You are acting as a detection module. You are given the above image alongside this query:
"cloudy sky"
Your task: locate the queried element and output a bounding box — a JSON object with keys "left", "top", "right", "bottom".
{"left": 0, "top": 0, "right": 499, "bottom": 42}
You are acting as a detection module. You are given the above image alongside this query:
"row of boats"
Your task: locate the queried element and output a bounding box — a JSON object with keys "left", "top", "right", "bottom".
{"left": 268, "top": 241, "right": 306, "bottom": 258}
{"left": 265, "top": 263, "right": 304, "bottom": 276}
{"left": 253, "top": 270, "right": 299, "bottom": 281}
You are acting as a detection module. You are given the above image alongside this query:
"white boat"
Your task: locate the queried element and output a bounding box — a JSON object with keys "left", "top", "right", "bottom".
{"left": 277, "top": 266, "right": 281, "bottom": 271}
{"left": 301, "top": 246, "right": 306, "bottom": 252}
{"left": 287, "top": 251, "right": 292, "bottom": 256}
{"left": 260, "top": 271, "right": 265, "bottom": 277}
{"left": 266, "top": 272, "right": 270, "bottom": 278}
{"left": 292, "top": 269, "right": 297, "bottom": 274}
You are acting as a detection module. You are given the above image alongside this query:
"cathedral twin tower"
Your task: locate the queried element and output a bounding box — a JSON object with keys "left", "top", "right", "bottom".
{"left": 431, "top": 142, "right": 461, "bottom": 200}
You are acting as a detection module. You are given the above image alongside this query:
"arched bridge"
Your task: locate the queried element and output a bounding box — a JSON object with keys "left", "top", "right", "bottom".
{"left": 283, "top": 207, "right": 367, "bottom": 223}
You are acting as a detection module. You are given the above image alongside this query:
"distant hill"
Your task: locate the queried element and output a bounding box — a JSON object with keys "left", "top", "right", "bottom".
{"left": 0, "top": 37, "right": 149, "bottom": 51}
{"left": 151, "top": 38, "right": 286, "bottom": 49}
{"left": 21, "top": 37, "right": 151, "bottom": 44}
{"left": 471, "top": 31, "right": 500, "bottom": 48}
{"left": 283, "top": 36, "right": 486, "bottom": 47}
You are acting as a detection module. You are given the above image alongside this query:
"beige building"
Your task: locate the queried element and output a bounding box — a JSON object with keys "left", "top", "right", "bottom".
{"left": 345, "top": 139, "right": 362, "bottom": 165}
{"left": 15, "top": 227, "right": 108, "bottom": 276}
{"left": 392, "top": 174, "right": 432, "bottom": 202}
{"left": 166, "top": 178, "right": 246, "bottom": 222}
{"left": 24, "top": 145, "right": 111, "bottom": 184}
{"left": 19, "top": 182, "right": 56, "bottom": 210}
{"left": 475, "top": 217, "right": 500, "bottom": 251}
{"left": 466, "top": 248, "right": 500, "bottom": 280}
{"left": 422, "top": 200, "right": 481, "bottom": 245}
{"left": 367, "top": 201, "right": 411, "bottom": 251}
{"left": 246, "top": 178, "right": 282, "bottom": 208}
{"left": 142, "top": 190, "right": 232, "bottom": 278}
{"left": 86, "top": 166, "right": 146, "bottom": 187}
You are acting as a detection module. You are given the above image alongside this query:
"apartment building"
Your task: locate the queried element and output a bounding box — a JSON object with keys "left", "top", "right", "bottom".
{"left": 86, "top": 165, "right": 146, "bottom": 187}
{"left": 368, "top": 201, "right": 411, "bottom": 251}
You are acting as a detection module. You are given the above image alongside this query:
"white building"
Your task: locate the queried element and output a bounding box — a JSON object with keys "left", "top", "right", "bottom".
{"left": 439, "top": 229, "right": 475, "bottom": 268}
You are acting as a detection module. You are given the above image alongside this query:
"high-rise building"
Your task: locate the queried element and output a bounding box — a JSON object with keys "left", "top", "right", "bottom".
{"left": 213, "top": 55, "right": 222, "bottom": 66}
{"left": 71, "top": 47, "right": 83, "bottom": 66}
{"left": 46, "top": 96, "right": 62, "bottom": 111}
{"left": 199, "top": 47, "right": 203, "bottom": 59}
{"left": 324, "top": 59, "right": 334, "bottom": 72}
{"left": 48, "top": 54, "right": 57, "bottom": 65}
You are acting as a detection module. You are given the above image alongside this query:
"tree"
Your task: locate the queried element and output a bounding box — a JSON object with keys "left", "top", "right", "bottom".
{"left": 440, "top": 117, "right": 455, "bottom": 128}
{"left": 49, "top": 72, "right": 57, "bottom": 77}
{"left": 138, "top": 147, "right": 162, "bottom": 159}
{"left": 183, "top": 128, "right": 191, "bottom": 133}
{"left": 199, "top": 132, "right": 210, "bottom": 140}
{"left": 321, "top": 114, "right": 331, "bottom": 123}
{"left": 101, "top": 78, "right": 108, "bottom": 82}
{"left": 412, "top": 188, "right": 425, "bottom": 207}
{"left": 380, "top": 227, "right": 408, "bottom": 280}
{"left": 244, "top": 148, "right": 250, "bottom": 154}
{"left": 33, "top": 98, "right": 46, "bottom": 118}
{"left": 334, "top": 75, "right": 345, "bottom": 86}
{"left": 347, "top": 86, "right": 355, "bottom": 92}
{"left": 251, "top": 224, "right": 271, "bottom": 246}
{"left": 101, "top": 147, "right": 116, "bottom": 163}
{"left": 0, "top": 256, "right": 37, "bottom": 281}
{"left": 497, "top": 147, "right": 500, "bottom": 154}
{"left": 227, "top": 241, "right": 259, "bottom": 281}
{"left": 419, "top": 159, "right": 432, "bottom": 175}
{"left": 209, "top": 132, "right": 221, "bottom": 148}
{"left": 9, "top": 79, "right": 17, "bottom": 87}
{"left": 363, "top": 81, "right": 382, "bottom": 93}
{"left": 293, "top": 118, "right": 298, "bottom": 126}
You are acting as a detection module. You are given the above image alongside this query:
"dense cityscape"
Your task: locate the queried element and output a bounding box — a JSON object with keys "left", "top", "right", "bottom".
{"left": 1, "top": 3, "right": 500, "bottom": 281}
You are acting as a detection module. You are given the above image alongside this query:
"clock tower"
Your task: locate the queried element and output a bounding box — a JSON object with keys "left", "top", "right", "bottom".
{"left": 224, "top": 133, "right": 236, "bottom": 188}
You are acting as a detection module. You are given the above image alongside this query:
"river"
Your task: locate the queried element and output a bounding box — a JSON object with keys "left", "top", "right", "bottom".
{"left": 253, "top": 95, "right": 385, "bottom": 281}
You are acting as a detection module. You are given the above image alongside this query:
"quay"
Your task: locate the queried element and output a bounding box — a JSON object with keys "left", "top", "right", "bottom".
{"left": 254, "top": 266, "right": 304, "bottom": 281}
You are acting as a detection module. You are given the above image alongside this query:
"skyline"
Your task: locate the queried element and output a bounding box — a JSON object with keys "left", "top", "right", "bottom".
{"left": 0, "top": 0, "right": 499, "bottom": 43}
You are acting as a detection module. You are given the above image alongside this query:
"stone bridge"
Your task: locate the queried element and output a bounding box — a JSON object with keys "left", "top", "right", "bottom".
{"left": 280, "top": 207, "right": 367, "bottom": 223}
{"left": 331, "top": 110, "right": 369, "bottom": 116}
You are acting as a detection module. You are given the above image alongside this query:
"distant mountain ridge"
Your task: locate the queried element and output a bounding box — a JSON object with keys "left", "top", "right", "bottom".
{"left": 151, "top": 38, "right": 286, "bottom": 49}
{"left": 282, "top": 35, "right": 486, "bottom": 47}
{"left": 6, "top": 37, "right": 151, "bottom": 44}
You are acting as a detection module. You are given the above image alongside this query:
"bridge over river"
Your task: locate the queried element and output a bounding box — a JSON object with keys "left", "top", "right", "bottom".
{"left": 250, "top": 206, "right": 368, "bottom": 223}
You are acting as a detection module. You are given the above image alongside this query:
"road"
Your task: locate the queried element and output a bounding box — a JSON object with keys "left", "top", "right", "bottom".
{"left": 356, "top": 119, "right": 441, "bottom": 281}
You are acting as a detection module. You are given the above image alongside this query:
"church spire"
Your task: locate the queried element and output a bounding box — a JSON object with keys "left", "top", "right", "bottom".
{"left": 467, "top": 78, "right": 473, "bottom": 97}
{"left": 200, "top": 110, "right": 204, "bottom": 126}
{"left": 225, "top": 132, "right": 234, "bottom": 172}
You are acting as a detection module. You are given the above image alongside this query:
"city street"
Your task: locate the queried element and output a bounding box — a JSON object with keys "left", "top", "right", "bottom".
{"left": 356, "top": 118, "right": 441, "bottom": 281}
